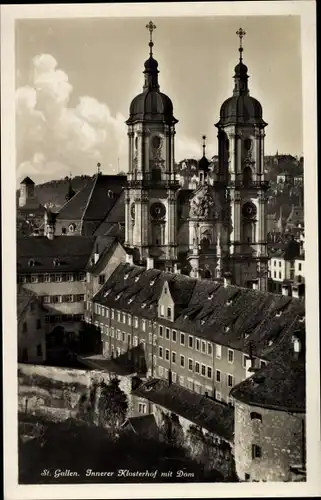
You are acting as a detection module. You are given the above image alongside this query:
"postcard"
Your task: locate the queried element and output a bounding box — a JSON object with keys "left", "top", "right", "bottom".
{"left": 1, "top": 1, "right": 320, "bottom": 499}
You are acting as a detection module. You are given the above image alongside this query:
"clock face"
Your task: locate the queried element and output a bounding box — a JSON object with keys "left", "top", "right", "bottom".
{"left": 130, "top": 203, "right": 135, "bottom": 219}
{"left": 150, "top": 202, "right": 166, "bottom": 219}
{"left": 242, "top": 201, "right": 257, "bottom": 219}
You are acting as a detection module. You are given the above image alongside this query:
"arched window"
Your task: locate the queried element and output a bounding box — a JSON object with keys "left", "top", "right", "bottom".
{"left": 243, "top": 166, "right": 253, "bottom": 187}
{"left": 61, "top": 227, "right": 67, "bottom": 235}
{"left": 250, "top": 412, "right": 262, "bottom": 422}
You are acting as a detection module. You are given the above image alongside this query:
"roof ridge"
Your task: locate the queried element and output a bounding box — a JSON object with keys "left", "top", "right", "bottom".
{"left": 80, "top": 175, "right": 98, "bottom": 223}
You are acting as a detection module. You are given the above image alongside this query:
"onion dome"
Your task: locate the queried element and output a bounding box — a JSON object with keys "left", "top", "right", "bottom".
{"left": 198, "top": 135, "right": 210, "bottom": 173}
{"left": 216, "top": 28, "right": 267, "bottom": 127}
{"left": 127, "top": 21, "right": 177, "bottom": 125}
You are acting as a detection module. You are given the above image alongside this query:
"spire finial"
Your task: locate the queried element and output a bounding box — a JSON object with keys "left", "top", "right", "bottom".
{"left": 236, "top": 27, "right": 246, "bottom": 61}
{"left": 146, "top": 20, "right": 156, "bottom": 57}
{"left": 97, "top": 162, "right": 101, "bottom": 175}
{"left": 202, "top": 135, "right": 207, "bottom": 157}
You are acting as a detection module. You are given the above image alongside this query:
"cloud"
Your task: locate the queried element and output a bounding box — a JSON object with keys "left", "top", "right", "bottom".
{"left": 16, "top": 53, "right": 127, "bottom": 183}
{"left": 16, "top": 53, "right": 206, "bottom": 183}
{"left": 175, "top": 135, "right": 216, "bottom": 162}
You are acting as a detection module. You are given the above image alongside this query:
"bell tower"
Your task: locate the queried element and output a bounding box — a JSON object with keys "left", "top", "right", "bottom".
{"left": 125, "top": 21, "right": 179, "bottom": 271}
{"left": 215, "top": 29, "right": 269, "bottom": 290}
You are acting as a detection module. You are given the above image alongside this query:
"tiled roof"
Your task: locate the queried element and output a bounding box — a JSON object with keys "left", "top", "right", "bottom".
{"left": 84, "top": 236, "right": 118, "bottom": 272}
{"left": 93, "top": 192, "right": 125, "bottom": 237}
{"left": 132, "top": 378, "right": 234, "bottom": 442}
{"left": 231, "top": 324, "right": 305, "bottom": 412}
{"left": 93, "top": 264, "right": 305, "bottom": 358}
{"left": 17, "top": 235, "right": 96, "bottom": 273}
{"left": 56, "top": 174, "right": 126, "bottom": 222}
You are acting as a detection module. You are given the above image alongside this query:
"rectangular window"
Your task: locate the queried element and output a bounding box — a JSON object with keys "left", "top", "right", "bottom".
{"left": 165, "top": 328, "right": 170, "bottom": 340}
{"left": 117, "top": 311, "right": 121, "bottom": 322}
{"left": 179, "top": 376, "right": 185, "bottom": 387}
{"left": 67, "top": 273, "right": 74, "bottom": 282}
{"left": 116, "top": 329, "right": 121, "bottom": 340}
{"left": 111, "top": 327, "right": 115, "bottom": 338}
{"left": 195, "top": 338, "right": 200, "bottom": 351}
{"left": 55, "top": 274, "right": 62, "bottom": 282}
{"left": 252, "top": 444, "right": 262, "bottom": 459}
{"left": 111, "top": 309, "right": 115, "bottom": 319}
{"left": 44, "top": 274, "right": 50, "bottom": 283}
{"left": 133, "top": 336, "right": 138, "bottom": 346}
{"left": 298, "top": 263, "right": 302, "bottom": 271}
{"left": 167, "top": 307, "right": 171, "bottom": 319}
{"left": 201, "top": 364, "right": 206, "bottom": 376}
{"left": 98, "top": 274, "right": 105, "bottom": 285}
{"left": 180, "top": 355, "right": 185, "bottom": 368}
{"left": 216, "top": 391, "right": 221, "bottom": 401}
{"left": 101, "top": 307, "right": 105, "bottom": 317}
{"left": 260, "top": 360, "right": 267, "bottom": 368}
{"left": 228, "top": 348, "right": 234, "bottom": 363}
{"left": 165, "top": 348, "right": 170, "bottom": 361}
{"left": 201, "top": 341, "right": 206, "bottom": 354}
{"left": 128, "top": 314, "right": 131, "bottom": 326}
{"left": 172, "top": 330, "right": 177, "bottom": 342}
{"left": 106, "top": 308, "right": 109, "bottom": 318}
{"left": 207, "top": 343, "right": 213, "bottom": 356}
{"left": 159, "top": 325, "right": 163, "bottom": 337}
{"left": 279, "top": 272, "right": 282, "bottom": 279}
{"left": 148, "top": 332, "right": 153, "bottom": 344}
{"left": 195, "top": 383, "right": 201, "bottom": 394}
{"left": 188, "top": 335, "right": 193, "bottom": 348}
{"left": 228, "top": 374, "right": 234, "bottom": 387}
{"left": 134, "top": 317, "right": 138, "bottom": 328}
{"left": 164, "top": 368, "right": 169, "bottom": 379}
{"left": 142, "top": 319, "right": 146, "bottom": 331}
{"left": 216, "top": 369, "right": 221, "bottom": 382}
{"left": 216, "top": 344, "right": 222, "bottom": 359}
{"left": 122, "top": 313, "right": 126, "bottom": 324}
{"left": 43, "top": 296, "right": 50, "bottom": 304}
{"left": 207, "top": 366, "right": 212, "bottom": 379}
{"left": 274, "top": 271, "right": 277, "bottom": 278}
{"left": 138, "top": 403, "right": 146, "bottom": 414}
{"left": 195, "top": 361, "right": 200, "bottom": 374}
{"left": 159, "top": 347, "right": 163, "bottom": 358}
{"left": 279, "top": 261, "right": 281, "bottom": 268}
{"left": 180, "top": 332, "right": 185, "bottom": 346}
{"left": 188, "top": 358, "right": 193, "bottom": 371}
{"left": 188, "top": 379, "right": 194, "bottom": 391}
{"left": 172, "top": 371, "right": 177, "bottom": 383}
{"left": 31, "top": 275, "right": 38, "bottom": 283}
{"left": 172, "top": 351, "right": 176, "bottom": 364}
{"left": 158, "top": 366, "right": 163, "bottom": 376}
{"left": 160, "top": 305, "right": 165, "bottom": 317}
{"left": 153, "top": 334, "right": 157, "bottom": 344}
{"left": 79, "top": 273, "right": 86, "bottom": 281}
{"left": 36, "top": 344, "right": 42, "bottom": 357}
{"left": 105, "top": 325, "right": 109, "bottom": 336}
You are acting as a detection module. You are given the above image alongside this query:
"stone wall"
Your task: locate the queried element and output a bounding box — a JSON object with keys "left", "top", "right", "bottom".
{"left": 234, "top": 400, "right": 305, "bottom": 482}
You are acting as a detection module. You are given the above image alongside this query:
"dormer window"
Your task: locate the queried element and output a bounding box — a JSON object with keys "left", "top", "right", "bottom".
{"left": 104, "top": 290, "right": 110, "bottom": 297}
{"left": 275, "top": 311, "right": 282, "bottom": 318}
{"left": 142, "top": 303, "right": 147, "bottom": 309}
{"left": 150, "top": 280, "right": 155, "bottom": 286}
{"left": 167, "top": 307, "right": 172, "bottom": 319}
{"left": 225, "top": 326, "right": 230, "bottom": 333}
{"left": 53, "top": 258, "right": 60, "bottom": 267}
{"left": 201, "top": 319, "right": 206, "bottom": 325}
{"left": 115, "top": 293, "right": 122, "bottom": 301}
{"left": 299, "top": 316, "right": 305, "bottom": 323}
{"left": 250, "top": 412, "right": 263, "bottom": 422}
{"left": 134, "top": 276, "right": 140, "bottom": 282}
{"left": 208, "top": 294, "right": 214, "bottom": 300}
{"left": 268, "top": 340, "right": 273, "bottom": 347}
{"left": 28, "top": 259, "right": 35, "bottom": 267}
{"left": 68, "top": 224, "right": 75, "bottom": 233}
{"left": 128, "top": 297, "right": 134, "bottom": 304}
{"left": 226, "top": 299, "right": 233, "bottom": 306}
{"left": 124, "top": 273, "right": 129, "bottom": 280}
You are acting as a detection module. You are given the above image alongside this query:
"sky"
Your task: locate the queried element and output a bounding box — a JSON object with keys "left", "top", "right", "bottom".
{"left": 15, "top": 15, "right": 303, "bottom": 184}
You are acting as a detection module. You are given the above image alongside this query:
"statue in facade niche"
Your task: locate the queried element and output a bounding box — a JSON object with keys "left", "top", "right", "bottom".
{"left": 190, "top": 187, "right": 215, "bottom": 219}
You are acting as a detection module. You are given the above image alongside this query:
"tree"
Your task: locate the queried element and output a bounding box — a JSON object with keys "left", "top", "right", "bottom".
{"left": 97, "top": 377, "right": 128, "bottom": 436}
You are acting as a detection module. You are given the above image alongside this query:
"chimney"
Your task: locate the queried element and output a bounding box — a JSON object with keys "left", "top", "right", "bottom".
{"left": 282, "top": 283, "right": 290, "bottom": 296}
{"left": 126, "top": 254, "right": 134, "bottom": 265}
{"left": 292, "top": 335, "right": 301, "bottom": 360}
{"left": 173, "top": 263, "right": 181, "bottom": 274}
{"left": 292, "top": 283, "right": 304, "bottom": 299}
{"left": 44, "top": 209, "right": 56, "bottom": 240}
{"left": 146, "top": 257, "right": 154, "bottom": 270}
{"left": 94, "top": 244, "right": 100, "bottom": 264}
{"left": 223, "top": 272, "right": 232, "bottom": 288}
{"left": 252, "top": 280, "right": 259, "bottom": 291}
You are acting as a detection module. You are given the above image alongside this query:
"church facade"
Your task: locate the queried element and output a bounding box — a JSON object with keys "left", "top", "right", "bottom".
{"left": 125, "top": 24, "right": 269, "bottom": 291}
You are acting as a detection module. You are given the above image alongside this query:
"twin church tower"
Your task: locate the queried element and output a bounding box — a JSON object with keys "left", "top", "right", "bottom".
{"left": 124, "top": 22, "right": 269, "bottom": 291}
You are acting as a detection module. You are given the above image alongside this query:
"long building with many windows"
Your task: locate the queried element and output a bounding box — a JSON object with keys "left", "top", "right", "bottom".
{"left": 88, "top": 262, "right": 304, "bottom": 405}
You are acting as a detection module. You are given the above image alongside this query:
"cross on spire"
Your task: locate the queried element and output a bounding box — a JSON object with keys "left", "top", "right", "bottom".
{"left": 146, "top": 20, "right": 156, "bottom": 56}
{"left": 236, "top": 27, "right": 246, "bottom": 61}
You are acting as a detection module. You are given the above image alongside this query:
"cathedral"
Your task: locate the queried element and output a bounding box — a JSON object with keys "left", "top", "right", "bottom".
{"left": 124, "top": 23, "right": 269, "bottom": 291}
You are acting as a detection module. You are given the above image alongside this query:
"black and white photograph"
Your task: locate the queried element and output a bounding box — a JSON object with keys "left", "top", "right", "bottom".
{"left": 2, "top": 1, "right": 320, "bottom": 498}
